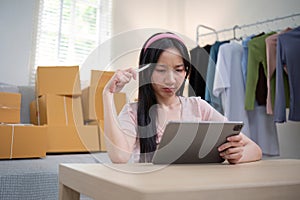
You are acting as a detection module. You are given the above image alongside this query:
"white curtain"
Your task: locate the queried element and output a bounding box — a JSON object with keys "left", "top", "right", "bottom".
{"left": 29, "top": 0, "right": 112, "bottom": 85}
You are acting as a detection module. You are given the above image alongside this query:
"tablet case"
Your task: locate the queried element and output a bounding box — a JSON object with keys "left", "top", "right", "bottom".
{"left": 152, "top": 121, "right": 243, "bottom": 164}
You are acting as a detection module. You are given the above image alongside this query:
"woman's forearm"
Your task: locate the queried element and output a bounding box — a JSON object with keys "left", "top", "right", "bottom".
{"left": 102, "top": 90, "right": 132, "bottom": 163}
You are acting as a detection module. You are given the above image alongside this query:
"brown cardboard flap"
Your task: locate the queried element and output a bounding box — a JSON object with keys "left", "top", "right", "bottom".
{"left": 36, "top": 66, "right": 81, "bottom": 96}
{"left": 82, "top": 86, "right": 126, "bottom": 121}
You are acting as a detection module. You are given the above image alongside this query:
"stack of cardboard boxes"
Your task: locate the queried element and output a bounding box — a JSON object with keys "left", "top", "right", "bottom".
{"left": 0, "top": 92, "right": 47, "bottom": 159}
{"left": 1, "top": 66, "right": 126, "bottom": 158}
{"left": 30, "top": 66, "right": 100, "bottom": 153}
{"left": 82, "top": 70, "right": 127, "bottom": 151}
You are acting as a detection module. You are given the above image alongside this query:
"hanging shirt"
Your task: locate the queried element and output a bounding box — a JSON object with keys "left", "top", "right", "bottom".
{"left": 213, "top": 41, "right": 251, "bottom": 137}
{"left": 274, "top": 26, "right": 300, "bottom": 122}
{"left": 118, "top": 96, "right": 227, "bottom": 163}
{"left": 245, "top": 32, "right": 276, "bottom": 110}
{"left": 241, "top": 33, "right": 265, "bottom": 89}
{"left": 189, "top": 45, "right": 211, "bottom": 98}
{"left": 265, "top": 28, "right": 292, "bottom": 115}
{"left": 241, "top": 34, "right": 255, "bottom": 88}
{"left": 205, "top": 41, "right": 229, "bottom": 114}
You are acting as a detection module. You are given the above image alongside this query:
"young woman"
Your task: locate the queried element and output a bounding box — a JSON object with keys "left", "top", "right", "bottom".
{"left": 103, "top": 32, "right": 262, "bottom": 164}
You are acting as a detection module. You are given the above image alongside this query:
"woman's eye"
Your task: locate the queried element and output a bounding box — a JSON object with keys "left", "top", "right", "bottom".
{"left": 176, "top": 69, "right": 184, "bottom": 72}
{"left": 156, "top": 69, "right": 166, "bottom": 73}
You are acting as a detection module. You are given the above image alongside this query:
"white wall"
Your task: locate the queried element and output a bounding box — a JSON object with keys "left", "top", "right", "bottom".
{"left": 112, "top": 0, "right": 300, "bottom": 47}
{"left": 0, "top": 0, "right": 37, "bottom": 86}
{"left": 184, "top": 0, "right": 300, "bottom": 41}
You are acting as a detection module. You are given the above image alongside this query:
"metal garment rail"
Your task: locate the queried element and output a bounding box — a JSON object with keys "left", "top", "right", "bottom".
{"left": 196, "top": 13, "right": 300, "bottom": 45}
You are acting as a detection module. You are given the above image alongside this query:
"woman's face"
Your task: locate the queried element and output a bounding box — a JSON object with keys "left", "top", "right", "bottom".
{"left": 151, "top": 48, "right": 186, "bottom": 99}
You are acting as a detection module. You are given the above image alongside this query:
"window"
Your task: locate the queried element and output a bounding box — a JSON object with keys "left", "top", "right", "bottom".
{"left": 30, "top": 0, "right": 112, "bottom": 85}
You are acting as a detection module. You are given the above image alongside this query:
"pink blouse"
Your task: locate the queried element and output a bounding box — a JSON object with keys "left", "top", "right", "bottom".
{"left": 118, "top": 96, "right": 227, "bottom": 162}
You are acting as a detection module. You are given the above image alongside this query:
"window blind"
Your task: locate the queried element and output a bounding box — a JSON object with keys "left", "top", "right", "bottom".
{"left": 29, "top": 0, "right": 112, "bottom": 85}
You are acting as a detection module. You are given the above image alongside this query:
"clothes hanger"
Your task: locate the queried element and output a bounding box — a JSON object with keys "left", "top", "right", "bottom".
{"left": 232, "top": 25, "right": 242, "bottom": 41}
{"left": 196, "top": 24, "right": 219, "bottom": 46}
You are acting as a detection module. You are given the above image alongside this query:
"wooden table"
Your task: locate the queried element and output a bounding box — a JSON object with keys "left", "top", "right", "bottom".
{"left": 59, "top": 159, "right": 300, "bottom": 200}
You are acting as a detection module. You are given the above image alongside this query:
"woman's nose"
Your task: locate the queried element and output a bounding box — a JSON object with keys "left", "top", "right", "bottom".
{"left": 164, "top": 69, "right": 176, "bottom": 84}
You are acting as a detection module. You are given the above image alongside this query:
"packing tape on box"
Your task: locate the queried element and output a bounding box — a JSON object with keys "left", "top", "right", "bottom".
{"left": 0, "top": 105, "right": 19, "bottom": 110}
{"left": 63, "top": 96, "right": 68, "bottom": 126}
{"left": 9, "top": 125, "right": 15, "bottom": 159}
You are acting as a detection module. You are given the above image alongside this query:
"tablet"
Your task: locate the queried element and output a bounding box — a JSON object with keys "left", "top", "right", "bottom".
{"left": 152, "top": 121, "right": 243, "bottom": 164}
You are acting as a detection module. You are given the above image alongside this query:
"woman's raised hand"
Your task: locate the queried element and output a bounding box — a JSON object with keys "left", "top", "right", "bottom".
{"left": 105, "top": 68, "right": 137, "bottom": 93}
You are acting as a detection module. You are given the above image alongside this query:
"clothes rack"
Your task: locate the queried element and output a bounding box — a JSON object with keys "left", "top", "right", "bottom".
{"left": 195, "top": 13, "right": 300, "bottom": 45}
{"left": 196, "top": 24, "right": 219, "bottom": 45}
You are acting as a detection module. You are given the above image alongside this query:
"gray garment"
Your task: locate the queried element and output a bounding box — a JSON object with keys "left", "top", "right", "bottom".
{"left": 189, "top": 45, "right": 211, "bottom": 98}
{"left": 275, "top": 26, "right": 300, "bottom": 122}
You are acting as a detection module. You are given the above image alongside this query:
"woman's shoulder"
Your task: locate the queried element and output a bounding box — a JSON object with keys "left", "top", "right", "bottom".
{"left": 179, "top": 96, "right": 213, "bottom": 113}
{"left": 179, "top": 96, "right": 208, "bottom": 105}
{"left": 118, "top": 101, "right": 138, "bottom": 121}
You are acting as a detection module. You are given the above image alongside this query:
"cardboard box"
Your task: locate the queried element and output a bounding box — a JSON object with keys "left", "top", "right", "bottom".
{"left": 36, "top": 66, "right": 81, "bottom": 96}
{"left": 36, "top": 94, "right": 84, "bottom": 126}
{"left": 0, "top": 124, "right": 47, "bottom": 159}
{"left": 90, "top": 70, "right": 115, "bottom": 88}
{"left": 87, "top": 120, "right": 106, "bottom": 151}
{"left": 82, "top": 86, "right": 126, "bottom": 121}
{"left": 30, "top": 100, "right": 38, "bottom": 125}
{"left": 46, "top": 125, "right": 100, "bottom": 153}
{"left": 81, "top": 87, "right": 96, "bottom": 121}
{"left": 0, "top": 92, "right": 21, "bottom": 123}
{"left": 113, "top": 92, "right": 127, "bottom": 115}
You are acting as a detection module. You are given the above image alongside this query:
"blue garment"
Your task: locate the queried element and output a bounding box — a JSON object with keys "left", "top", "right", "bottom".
{"left": 247, "top": 104, "right": 279, "bottom": 156}
{"left": 204, "top": 41, "right": 228, "bottom": 114}
{"left": 241, "top": 34, "right": 255, "bottom": 89}
{"left": 274, "top": 26, "right": 300, "bottom": 122}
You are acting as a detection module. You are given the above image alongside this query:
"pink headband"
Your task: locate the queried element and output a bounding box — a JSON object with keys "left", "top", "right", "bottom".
{"left": 144, "top": 33, "right": 184, "bottom": 53}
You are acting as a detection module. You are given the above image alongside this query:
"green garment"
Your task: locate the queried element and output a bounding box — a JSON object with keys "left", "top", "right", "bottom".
{"left": 245, "top": 32, "right": 275, "bottom": 110}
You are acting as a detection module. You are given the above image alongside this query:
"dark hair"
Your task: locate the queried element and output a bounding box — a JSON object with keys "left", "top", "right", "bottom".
{"left": 137, "top": 32, "right": 191, "bottom": 162}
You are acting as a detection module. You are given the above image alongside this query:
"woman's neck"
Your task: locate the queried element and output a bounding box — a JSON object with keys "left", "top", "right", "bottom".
{"left": 157, "top": 96, "right": 180, "bottom": 110}
{"left": 156, "top": 96, "right": 182, "bottom": 129}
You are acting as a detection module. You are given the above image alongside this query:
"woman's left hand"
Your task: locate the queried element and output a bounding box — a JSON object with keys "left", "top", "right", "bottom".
{"left": 218, "top": 134, "right": 245, "bottom": 164}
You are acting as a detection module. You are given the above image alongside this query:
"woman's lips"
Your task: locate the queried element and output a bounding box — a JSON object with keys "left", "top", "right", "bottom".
{"left": 162, "top": 88, "right": 174, "bottom": 93}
